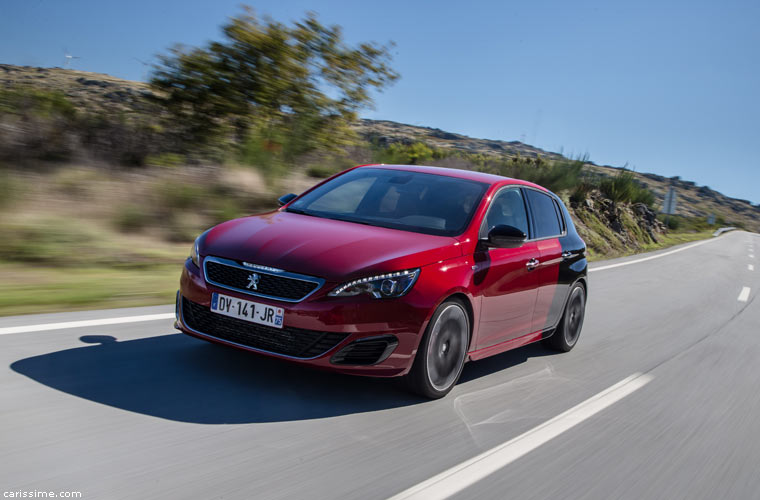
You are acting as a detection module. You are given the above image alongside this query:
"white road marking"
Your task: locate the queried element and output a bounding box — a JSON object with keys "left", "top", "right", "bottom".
{"left": 750, "top": 264, "right": 755, "bottom": 271}
{"left": 387, "top": 373, "right": 654, "bottom": 500}
{"left": 590, "top": 238, "right": 718, "bottom": 273}
{"left": 750, "top": 254, "right": 755, "bottom": 259}
{"left": 0, "top": 313, "right": 175, "bottom": 336}
{"left": 738, "top": 287, "right": 751, "bottom": 303}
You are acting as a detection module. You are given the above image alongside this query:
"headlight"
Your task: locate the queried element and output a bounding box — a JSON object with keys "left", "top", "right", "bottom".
{"left": 328, "top": 269, "right": 420, "bottom": 299}
{"left": 190, "top": 236, "right": 201, "bottom": 267}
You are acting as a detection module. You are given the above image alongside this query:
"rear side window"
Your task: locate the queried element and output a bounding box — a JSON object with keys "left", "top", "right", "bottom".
{"left": 525, "top": 189, "right": 563, "bottom": 239}
{"left": 553, "top": 199, "right": 566, "bottom": 233}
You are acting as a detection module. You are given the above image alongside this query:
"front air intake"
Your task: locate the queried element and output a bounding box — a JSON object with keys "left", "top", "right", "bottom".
{"left": 330, "top": 335, "right": 399, "bottom": 365}
{"left": 182, "top": 297, "right": 346, "bottom": 359}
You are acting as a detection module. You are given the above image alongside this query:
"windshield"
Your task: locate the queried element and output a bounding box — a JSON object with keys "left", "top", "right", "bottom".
{"left": 287, "top": 168, "right": 488, "bottom": 236}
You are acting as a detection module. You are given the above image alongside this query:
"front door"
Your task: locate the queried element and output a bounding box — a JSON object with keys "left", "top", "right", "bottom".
{"left": 475, "top": 187, "right": 540, "bottom": 349}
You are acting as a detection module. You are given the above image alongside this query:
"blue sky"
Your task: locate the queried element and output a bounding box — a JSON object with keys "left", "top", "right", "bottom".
{"left": 2, "top": 0, "right": 758, "bottom": 203}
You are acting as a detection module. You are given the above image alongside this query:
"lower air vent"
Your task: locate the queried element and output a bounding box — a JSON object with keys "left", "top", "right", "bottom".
{"left": 330, "top": 335, "right": 399, "bottom": 365}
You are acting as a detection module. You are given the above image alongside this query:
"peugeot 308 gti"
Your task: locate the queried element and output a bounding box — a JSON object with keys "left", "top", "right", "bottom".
{"left": 176, "top": 164, "right": 587, "bottom": 398}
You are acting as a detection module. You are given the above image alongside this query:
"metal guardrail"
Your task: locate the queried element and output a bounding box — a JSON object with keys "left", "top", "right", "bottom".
{"left": 713, "top": 227, "right": 736, "bottom": 237}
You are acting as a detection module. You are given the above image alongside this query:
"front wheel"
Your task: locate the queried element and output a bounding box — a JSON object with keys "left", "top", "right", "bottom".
{"left": 404, "top": 299, "right": 470, "bottom": 399}
{"left": 543, "top": 282, "right": 586, "bottom": 352}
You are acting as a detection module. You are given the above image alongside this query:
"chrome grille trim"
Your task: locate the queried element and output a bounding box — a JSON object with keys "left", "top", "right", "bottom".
{"left": 202, "top": 255, "right": 325, "bottom": 303}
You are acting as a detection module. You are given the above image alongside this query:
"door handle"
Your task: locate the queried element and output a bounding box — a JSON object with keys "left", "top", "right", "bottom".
{"left": 526, "top": 258, "right": 539, "bottom": 270}
{"left": 562, "top": 251, "right": 574, "bottom": 260}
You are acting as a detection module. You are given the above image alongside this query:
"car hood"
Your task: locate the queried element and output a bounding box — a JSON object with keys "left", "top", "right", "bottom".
{"left": 201, "top": 211, "right": 463, "bottom": 282}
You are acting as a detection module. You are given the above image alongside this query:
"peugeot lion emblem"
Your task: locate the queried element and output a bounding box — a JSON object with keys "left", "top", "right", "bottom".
{"left": 246, "top": 273, "right": 261, "bottom": 290}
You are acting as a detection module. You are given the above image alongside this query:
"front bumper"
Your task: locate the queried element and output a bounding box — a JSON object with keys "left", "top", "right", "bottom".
{"left": 175, "top": 258, "right": 433, "bottom": 377}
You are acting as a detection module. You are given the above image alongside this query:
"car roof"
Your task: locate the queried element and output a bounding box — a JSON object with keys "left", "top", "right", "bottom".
{"left": 356, "top": 164, "right": 549, "bottom": 191}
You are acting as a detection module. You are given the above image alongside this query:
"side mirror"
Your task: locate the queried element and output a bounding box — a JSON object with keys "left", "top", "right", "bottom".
{"left": 278, "top": 193, "right": 297, "bottom": 206}
{"left": 483, "top": 224, "right": 527, "bottom": 248}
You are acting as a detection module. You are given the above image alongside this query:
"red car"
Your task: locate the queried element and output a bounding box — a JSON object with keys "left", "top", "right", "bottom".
{"left": 176, "top": 164, "right": 587, "bottom": 398}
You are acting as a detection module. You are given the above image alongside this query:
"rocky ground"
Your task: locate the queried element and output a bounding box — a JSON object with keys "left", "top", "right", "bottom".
{"left": 568, "top": 190, "right": 669, "bottom": 257}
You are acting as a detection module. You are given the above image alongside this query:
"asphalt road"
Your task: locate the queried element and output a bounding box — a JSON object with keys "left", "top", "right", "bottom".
{"left": 1, "top": 230, "right": 758, "bottom": 500}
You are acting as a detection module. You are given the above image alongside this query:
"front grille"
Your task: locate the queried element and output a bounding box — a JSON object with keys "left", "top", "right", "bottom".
{"left": 182, "top": 298, "right": 347, "bottom": 358}
{"left": 205, "top": 259, "right": 320, "bottom": 302}
{"left": 331, "top": 336, "right": 399, "bottom": 365}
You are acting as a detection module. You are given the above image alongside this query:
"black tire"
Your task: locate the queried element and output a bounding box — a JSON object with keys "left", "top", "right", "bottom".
{"left": 404, "top": 299, "right": 470, "bottom": 399}
{"left": 543, "top": 282, "right": 586, "bottom": 352}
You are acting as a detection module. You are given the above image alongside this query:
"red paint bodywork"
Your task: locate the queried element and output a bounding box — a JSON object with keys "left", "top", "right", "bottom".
{"left": 176, "top": 164, "right": 570, "bottom": 377}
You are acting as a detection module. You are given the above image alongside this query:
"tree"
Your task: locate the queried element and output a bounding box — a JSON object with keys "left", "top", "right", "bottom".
{"left": 150, "top": 8, "right": 398, "bottom": 160}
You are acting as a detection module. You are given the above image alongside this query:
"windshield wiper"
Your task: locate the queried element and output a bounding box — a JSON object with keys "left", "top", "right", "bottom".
{"left": 287, "top": 208, "right": 373, "bottom": 226}
{"left": 285, "top": 207, "right": 314, "bottom": 216}
{"left": 321, "top": 215, "right": 372, "bottom": 226}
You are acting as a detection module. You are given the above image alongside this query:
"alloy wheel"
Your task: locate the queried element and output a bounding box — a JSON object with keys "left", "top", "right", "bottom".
{"left": 426, "top": 304, "right": 468, "bottom": 392}
{"left": 564, "top": 287, "right": 585, "bottom": 346}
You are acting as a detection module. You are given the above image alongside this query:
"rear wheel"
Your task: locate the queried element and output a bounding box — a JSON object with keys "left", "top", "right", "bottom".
{"left": 405, "top": 299, "right": 470, "bottom": 399}
{"left": 543, "top": 282, "right": 585, "bottom": 352}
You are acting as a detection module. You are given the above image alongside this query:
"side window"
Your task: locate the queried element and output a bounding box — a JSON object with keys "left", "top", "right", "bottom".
{"left": 525, "top": 189, "right": 562, "bottom": 238}
{"left": 481, "top": 188, "right": 530, "bottom": 238}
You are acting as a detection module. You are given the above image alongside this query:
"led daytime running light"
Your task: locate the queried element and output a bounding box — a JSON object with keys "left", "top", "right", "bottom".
{"left": 330, "top": 269, "right": 419, "bottom": 296}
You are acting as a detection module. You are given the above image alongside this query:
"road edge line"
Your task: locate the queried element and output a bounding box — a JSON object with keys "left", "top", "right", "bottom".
{"left": 0, "top": 313, "right": 176, "bottom": 335}
{"left": 590, "top": 237, "right": 720, "bottom": 273}
{"left": 387, "top": 372, "right": 654, "bottom": 500}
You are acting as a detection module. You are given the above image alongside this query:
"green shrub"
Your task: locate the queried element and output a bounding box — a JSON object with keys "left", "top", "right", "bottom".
{"left": 164, "top": 215, "right": 201, "bottom": 243}
{"left": 661, "top": 216, "right": 681, "bottom": 230}
{"left": 238, "top": 128, "right": 287, "bottom": 181}
{"left": 114, "top": 204, "right": 151, "bottom": 233}
{"left": 0, "top": 89, "right": 76, "bottom": 119}
{"left": 570, "top": 181, "right": 595, "bottom": 205}
{"left": 51, "top": 168, "right": 111, "bottom": 199}
{"left": 498, "top": 157, "right": 585, "bottom": 194}
{"left": 599, "top": 170, "right": 634, "bottom": 203}
{"left": 0, "top": 170, "right": 23, "bottom": 209}
{"left": 372, "top": 142, "right": 438, "bottom": 165}
{"left": 656, "top": 214, "right": 718, "bottom": 232}
{"left": 631, "top": 187, "right": 656, "bottom": 207}
{"left": 145, "top": 152, "right": 185, "bottom": 168}
{"left": 154, "top": 181, "right": 206, "bottom": 212}
{"left": 210, "top": 199, "right": 244, "bottom": 225}
{"left": 0, "top": 218, "right": 92, "bottom": 264}
{"left": 306, "top": 165, "right": 338, "bottom": 178}
{"left": 599, "top": 169, "right": 655, "bottom": 207}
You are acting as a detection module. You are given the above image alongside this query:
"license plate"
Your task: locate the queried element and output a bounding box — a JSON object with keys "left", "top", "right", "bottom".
{"left": 210, "top": 293, "right": 284, "bottom": 329}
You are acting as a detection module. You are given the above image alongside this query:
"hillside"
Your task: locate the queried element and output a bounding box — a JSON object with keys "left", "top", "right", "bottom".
{"left": 2, "top": 63, "right": 757, "bottom": 232}
{"left": 353, "top": 119, "right": 566, "bottom": 161}
{"left": 2, "top": 63, "right": 758, "bottom": 230}
{"left": 353, "top": 119, "right": 759, "bottom": 232}
{"left": 2, "top": 63, "right": 746, "bottom": 313}
{"left": 0, "top": 64, "right": 151, "bottom": 113}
